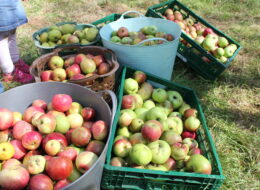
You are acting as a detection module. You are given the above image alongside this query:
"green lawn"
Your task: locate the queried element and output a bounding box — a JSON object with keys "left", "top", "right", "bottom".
{"left": 3, "top": 0, "right": 260, "bottom": 189}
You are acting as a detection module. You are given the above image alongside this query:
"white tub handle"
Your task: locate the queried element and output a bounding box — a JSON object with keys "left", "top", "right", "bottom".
{"left": 135, "top": 37, "right": 170, "bottom": 46}
{"left": 119, "top": 10, "right": 144, "bottom": 20}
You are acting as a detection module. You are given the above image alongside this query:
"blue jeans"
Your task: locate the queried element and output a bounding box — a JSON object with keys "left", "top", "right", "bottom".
{"left": 0, "top": 0, "right": 28, "bottom": 31}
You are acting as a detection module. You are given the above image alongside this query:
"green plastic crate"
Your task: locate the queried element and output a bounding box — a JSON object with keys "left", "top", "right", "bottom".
{"left": 32, "top": 22, "right": 100, "bottom": 54}
{"left": 145, "top": 0, "right": 241, "bottom": 81}
{"left": 101, "top": 66, "right": 225, "bottom": 190}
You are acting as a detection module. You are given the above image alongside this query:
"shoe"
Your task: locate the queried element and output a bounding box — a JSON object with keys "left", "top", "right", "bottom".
{"left": 13, "top": 67, "right": 35, "bottom": 84}
{"left": 2, "top": 73, "right": 13, "bottom": 83}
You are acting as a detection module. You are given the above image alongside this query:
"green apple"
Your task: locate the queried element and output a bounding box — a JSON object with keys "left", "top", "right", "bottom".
{"left": 224, "top": 45, "right": 235, "bottom": 58}
{"left": 168, "top": 112, "right": 182, "bottom": 118}
{"left": 68, "top": 164, "right": 81, "bottom": 182}
{"left": 160, "top": 130, "right": 182, "bottom": 145}
{"left": 186, "top": 154, "right": 212, "bottom": 174}
{"left": 48, "top": 56, "right": 64, "bottom": 70}
{"left": 142, "top": 25, "right": 158, "bottom": 35}
{"left": 121, "top": 37, "right": 133, "bottom": 44}
{"left": 152, "top": 88, "right": 168, "bottom": 103}
{"left": 146, "top": 164, "right": 167, "bottom": 171}
{"left": 178, "top": 103, "right": 191, "bottom": 115}
{"left": 66, "top": 102, "right": 82, "bottom": 115}
{"left": 117, "top": 126, "right": 131, "bottom": 138}
{"left": 166, "top": 116, "right": 183, "bottom": 135}
{"left": 80, "top": 58, "right": 96, "bottom": 74}
{"left": 148, "top": 140, "right": 171, "bottom": 164}
{"left": 129, "top": 133, "right": 148, "bottom": 145}
{"left": 114, "top": 135, "right": 128, "bottom": 143}
{"left": 167, "top": 91, "right": 183, "bottom": 109}
{"left": 85, "top": 27, "right": 98, "bottom": 42}
{"left": 184, "top": 116, "right": 200, "bottom": 131}
{"left": 213, "top": 47, "right": 225, "bottom": 58}
{"left": 138, "top": 82, "right": 153, "bottom": 100}
{"left": 143, "top": 100, "right": 156, "bottom": 110}
{"left": 183, "top": 138, "right": 198, "bottom": 150}
{"left": 134, "top": 107, "right": 148, "bottom": 121}
{"left": 129, "top": 118, "right": 144, "bottom": 133}
{"left": 194, "top": 36, "right": 205, "bottom": 45}
{"left": 218, "top": 36, "right": 229, "bottom": 48}
{"left": 202, "top": 37, "right": 217, "bottom": 51}
{"left": 111, "top": 36, "right": 121, "bottom": 43}
{"left": 132, "top": 94, "right": 143, "bottom": 108}
{"left": 55, "top": 115, "right": 70, "bottom": 134}
{"left": 160, "top": 120, "right": 169, "bottom": 131}
{"left": 218, "top": 56, "right": 228, "bottom": 63}
{"left": 113, "top": 139, "right": 132, "bottom": 158}
{"left": 119, "top": 109, "right": 136, "bottom": 127}
{"left": 124, "top": 78, "right": 139, "bottom": 95}
{"left": 129, "top": 144, "right": 152, "bottom": 165}
{"left": 146, "top": 107, "right": 167, "bottom": 121}
{"left": 171, "top": 143, "right": 189, "bottom": 161}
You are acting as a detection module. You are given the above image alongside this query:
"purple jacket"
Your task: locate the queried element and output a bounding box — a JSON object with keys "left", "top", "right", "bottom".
{"left": 0, "top": 0, "right": 28, "bottom": 31}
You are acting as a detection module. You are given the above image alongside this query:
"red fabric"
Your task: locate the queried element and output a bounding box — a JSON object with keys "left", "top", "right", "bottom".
{"left": 12, "top": 59, "right": 34, "bottom": 84}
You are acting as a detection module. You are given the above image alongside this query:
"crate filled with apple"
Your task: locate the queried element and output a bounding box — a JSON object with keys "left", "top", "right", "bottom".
{"left": 110, "top": 25, "right": 174, "bottom": 46}
{"left": 0, "top": 93, "right": 109, "bottom": 190}
{"left": 146, "top": 0, "right": 241, "bottom": 80}
{"left": 101, "top": 66, "right": 224, "bottom": 189}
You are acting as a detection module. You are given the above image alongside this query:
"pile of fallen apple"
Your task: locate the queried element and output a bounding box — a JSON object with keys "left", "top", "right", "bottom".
{"left": 162, "top": 9, "right": 237, "bottom": 63}
{"left": 111, "top": 71, "right": 212, "bottom": 174}
{"left": 110, "top": 25, "right": 174, "bottom": 46}
{"left": 0, "top": 94, "right": 108, "bottom": 190}
{"left": 37, "top": 23, "right": 99, "bottom": 47}
{"left": 40, "top": 53, "right": 110, "bottom": 82}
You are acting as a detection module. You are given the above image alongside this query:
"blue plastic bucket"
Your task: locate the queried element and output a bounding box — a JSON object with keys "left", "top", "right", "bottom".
{"left": 99, "top": 11, "right": 181, "bottom": 80}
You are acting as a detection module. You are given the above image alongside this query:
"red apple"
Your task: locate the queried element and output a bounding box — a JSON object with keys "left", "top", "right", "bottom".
{"left": 75, "top": 151, "right": 98, "bottom": 173}
{"left": 10, "top": 140, "right": 27, "bottom": 160}
{"left": 64, "top": 56, "right": 75, "bottom": 68}
{"left": 58, "top": 147, "right": 78, "bottom": 161}
{"left": 113, "top": 139, "right": 132, "bottom": 158}
{"left": 82, "top": 121, "right": 94, "bottom": 130}
{"left": 122, "top": 95, "right": 135, "bottom": 110}
{"left": 167, "top": 14, "right": 175, "bottom": 21}
{"left": 36, "top": 114, "right": 56, "bottom": 134}
{"left": 32, "top": 99, "right": 47, "bottom": 111}
{"left": 65, "top": 129, "right": 75, "bottom": 144}
{"left": 162, "top": 157, "right": 177, "bottom": 171}
{"left": 54, "top": 179, "right": 70, "bottom": 190}
{"left": 71, "top": 127, "right": 91, "bottom": 147}
{"left": 23, "top": 106, "right": 45, "bottom": 123}
{"left": 81, "top": 107, "right": 95, "bottom": 121}
{"left": 98, "top": 62, "right": 110, "bottom": 75}
{"left": 42, "top": 132, "right": 68, "bottom": 149}
{"left": 52, "top": 94, "right": 72, "bottom": 112}
{"left": 0, "top": 166, "right": 30, "bottom": 190}
{"left": 141, "top": 120, "right": 162, "bottom": 142}
{"left": 40, "top": 70, "right": 53, "bottom": 81}
{"left": 184, "top": 108, "right": 198, "bottom": 118}
{"left": 47, "top": 110, "right": 65, "bottom": 118}
{"left": 74, "top": 53, "right": 87, "bottom": 65}
{"left": 46, "top": 157, "right": 73, "bottom": 180}
{"left": 66, "top": 64, "right": 81, "bottom": 78}
{"left": 93, "top": 55, "right": 105, "bottom": 67}
{"left": 22, "top": 131, "right": 42, "bottom": 150}
{"left": 70, "top": 73, "right": 85, "bottom": 80}
{"left": 0, "top": 108, "right": 14, "bottom": 130}
{"left": 203, "top": 28, "right": 215, "bottom": 37}
{"left": 86, "top": 54, "right": 94, "bottom": 59}
{"left": 29, "top": 174, "right": 53, "bottom": 190}
{"left": 181, "top": 130, "right": 196, "bottom": 139}
{"left": 133, "top": 71, "right": 146, "bottom": 84}
{"left": 86, "top": 140, "right": 105, "bottom": 156}
{"left": 189, "top": 147, "right": 202, "bottom": 155}
{"left": 2, "top": 158, "right": 21, "bottom": 169}
{"left": 12, "top": 120, "right": 34, "bottom": 140}
{"left": 110, "top": 157, "right": 126, "bottom": 167}
{"left": 91, "top": 120, "right": 108, "bottom": 141}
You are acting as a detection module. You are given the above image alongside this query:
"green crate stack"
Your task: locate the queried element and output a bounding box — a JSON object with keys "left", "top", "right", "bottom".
{"left": 145, "top": 0, "right": 241, "bottom": 81}
{"left": 101, "top": 66, "right": 225, "bottom": 190}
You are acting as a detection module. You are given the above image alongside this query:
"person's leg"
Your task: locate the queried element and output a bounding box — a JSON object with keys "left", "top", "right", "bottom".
{"left": 8, "top": 29, "right": 20, "bottom": 63}
{"left": 0, "top": 37, "right": 15, "bottom": 74}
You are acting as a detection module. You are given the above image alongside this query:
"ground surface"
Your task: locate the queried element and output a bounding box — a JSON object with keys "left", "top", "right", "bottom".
{"left": 2, "top": 0, "right": 260, "bottom": 189}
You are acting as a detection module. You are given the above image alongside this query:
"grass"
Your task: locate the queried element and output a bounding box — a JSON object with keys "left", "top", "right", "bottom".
{"left": 1, "top": 0, "right": 260, "bottom": 189}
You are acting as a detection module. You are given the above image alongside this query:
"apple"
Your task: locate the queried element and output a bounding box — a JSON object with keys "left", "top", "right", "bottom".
{"left": 65, "top": 129, "right": 74, "bottom": 144}
{"left": 2, "top": 158, "right": 21, "bottom": 169}
{"left": 91, "top": 120, "right": 108, "bottom": 141}
{"left": 80, "top": 58, "right": 96, "bottom": 74}
{"left": 22, "top": 131, "right": 42, "bottom": 150}
{"left": 32, "top": 99, "right": 47, "bottom": 111}
{"left": 182, "top": 130, "right": 196, "bottom": 139}
{"left": 184, "top": 108, "right": 198, "bottom": 118}
{"left": 174, "top": 11, "right": 183, "bottom": 21}
{"left": 0, "top": 108, "right": 14, "bottom": 130}
{"left": 31, "top": 112, "right": 44, "bottom": 126}
{"left": 117, "top": 27, "right": 129, "bottom": 38}
{"left": 129, "top": 132, "right": 148, "bottom": 145}
{"left": 10, "top": 140, "right": 27, "bottom": 160}
{"left": 0, "top": 166, "right": 30, "bottom": 190}
{"left": 48, "top": 55, "right": 64, "bottom": 69}
{"left": 148, "top": 140, "right": 171, "bottom": 164}
{"left": 67, "top": 113, "right": 84, "bottom": 128}
{"left": 189, "top": 147, "right": 202, "bottom": 156}
{"left": 169, "top": 112, "right": 182, "bottom": 119}
{"left": 12, "top": 111, "right": 23, "bottom": 125}
{"left": 124, "top": 78, "right": 139, "bottom": 94}
{"left": 218, "top": 36, "right": 229, "bottom": 48}
{"left": 167, "top": 91, "right": 183, "bottom": 109}
{"left": 45, "top": 139, "right": 61, "bottom": 156}
{"left": 22, "top": 150, "right": 41, "bottom": 166}
{"left": 171, "top": 142, "right": 189, "bottom": 161}
{"left": 41, "top": 70, "right": 53, "bottom": 81}
{"left": 129, "top": 118, "right": 144, "bottom": 132}
{"left": 117, "top": 126, "right": 131, "bottom": 138}
{"left": 52, "top": 94, "right": 72, "bottom": 112}
{"left": 12, "top": 120, "right": 34, "bottom": 140}
{"left": 42, "top": 132, "right": 68, "bottom": 149}
{"left": 58, "top": 147, "right": 78, "bottom": 161}
{"left": 141, "top": 120, "right": 163, "bottom": 142}
{"left": 160, "top": 100, "right": 174, "bottom": 115}
{"left": 92, "top": 55, "right": 104, "bottom": 67}
{"left": 70, "top": 73, "right": 86, "bottom": 80}
{"left": 110, "top": 157, "right": 126, "bottom": 167}
{"left": 74, "top": 53, "right": 87, "bottom": 65}
{"left": 167, "top": 14, "right": 175, "bottom": 21}
{"left": 203, "top": 28, "right": 215, "bottom": 37}
{"left": 183, "top": 138, "right": 198, "bottom": 150}
{"left": 82, "top": 121, "right": 94, "bottom": 130}
{"left": 138, "top": 82, "right": 153, "bottom": 100}
{"left": 122, "top": 95, "right": 136, "bottom": 110}
{"left": 76, "top": 151, "right": 98, "bottom": 173}
{"left": 36, "top": 114, "right": 56, "bottom": 134}
{"left": 134, "top": 107, "right": 148, "bottom": 121}
{"left": 118, "top": 109, "right": 136, "bottom": 127}
{"left": 165, "top": 8, "right": 174, "bottom": 16}
{"left": 166, "top": 116, "right": 183, "bottom": 135}
{"left": 194, "top": 36, "right": 205, "bottom": 45}
{"left": 143, "top": 100, "right": 155, "bottom": 110}
{"left": 55, "top": 115, "right": 70, "bottom": 134}
{"left": 184, "top": 116, "right": 201, "bottom": 131}
{"left": 54, "top": 179, "right": 70, "bottom": 190}
{"left": 46, "top": 156, "right": 73, "bottom": 180}
{"left": 186, "top": 154, "right": 212, "bottom": 174}
{"left": 71, "top": 127, "right": 91, "bottom": 147}
{"left": 23, "top": 106, "right": 45, "bottom": 123}
{"left": 202, "top": 37, "right": 218, "bottom": 51}
{"left": 146, "top": 106, "right": 167, "bottom": 121}
{"left": 47, "top": 102, "right": 53, "bottom": 111}
{"left": 86, "top": 140, "right": 105, "bottom": 156}
{"left": 64, "top": 56, "right": 75, "bottom": 68}
{"left": 113, "top": 135, "right": 128, "bottom": 143}
{"left": 133, "top": 71, "right": 146, "bottom": 84}
{"left": 26, "top": 155, "right": 46, "bottom": 174}
{"left": 224, "top": 44, "right": 236, "bottom": 58}
{"left": 113, "top": 139, "right": 132, "bottom": 158}
{"left": 0, "top": 142, "right": 15, "bottom": 160}
{"left": 218, "top": 56, "right": 228, "bottom": 63}
{"left": 66, "top": 64, "right": 81, "bottom": 78}
{"left": 47, "top": 110, "right": 65, "bottom": 118}
{"left": 178, "top": 103, "right": 191, "bottom": 115}
{"left": 0, "top": 129, "right": 11, "bottom": 143}
{"left": 163, "top": 157, "right": 177, "bottom": 171}
{"left": 29, "top": 174, "right": 53, "bottom": 190}
{"left": 129, "top": 144, "right": 152, "bottom": 165}
{"left": 68, "top": 165, "right": 81, "bottom": 182}
{"left": 97, "top": 62, "right": 110, "bottom": 75}
{"left": 81, "top": 107, "right": 95, "bottom": 121}
{"left": 146, "top": 164, "right": 167, "bottom": 171}
{"left": 160, "top": 130, "right": 182, "bottom": 145}
{"left": 52, "top": 68, "right": 67, "bottom": 81}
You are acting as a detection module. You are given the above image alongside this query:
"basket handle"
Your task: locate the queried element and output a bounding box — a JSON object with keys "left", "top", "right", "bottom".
{"left": 135, "top": 37, "right": 170, "bottom": 46}
{"left": 119, "top": 10, "right": 144, "bottom": 20}
{"left": 96, "top": 90, "right": 117, "bottom": 121}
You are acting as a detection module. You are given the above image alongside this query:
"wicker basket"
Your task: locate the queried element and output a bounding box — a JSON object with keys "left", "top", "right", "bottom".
{"left": 30, "top": 46, "right": 119, "bottom": 95}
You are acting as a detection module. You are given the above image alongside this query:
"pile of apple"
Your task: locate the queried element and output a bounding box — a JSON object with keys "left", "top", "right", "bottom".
{"left": 110, "top": 71, "right": 212, "bottom": 174}
{"left": 0, "top": 94, "right": 108, "bottom": 190}
{"left": 162, "top": 9, "right": 238, "bottom": 63}
{"left": 110, "top": 25, "right": 174, "bottom": 46}
{"left": 40, "top": 53, "right": 110, "bottom": 83}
